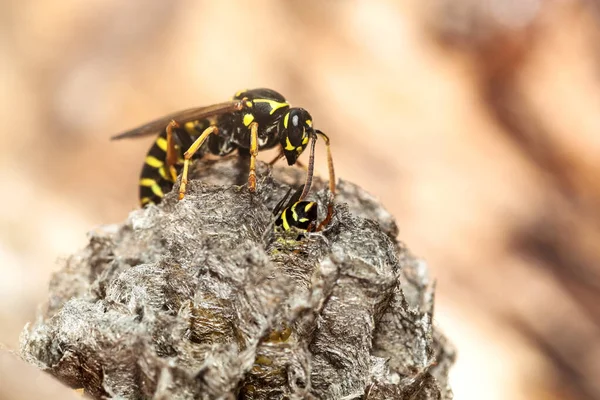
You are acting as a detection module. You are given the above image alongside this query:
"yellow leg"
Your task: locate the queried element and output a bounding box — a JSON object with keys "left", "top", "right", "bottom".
{"left": 248, "top": 122, "right": 259, "bottom": 192}
{"left": 316, "top": 130, "right": 336, "bottom": 195}
{"left": 165, "top": 120, "right": 180, "bottom": 181}
{"left": 316, "top": 203, "right": 334, "bottom": 232}
{"left": 178, "top": 125, "right": 218, "bottom": 200}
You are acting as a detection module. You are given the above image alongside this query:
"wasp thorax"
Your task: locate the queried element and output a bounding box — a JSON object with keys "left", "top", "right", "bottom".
{"left": 279, "top": 108, "right": 313, "bottom": 165}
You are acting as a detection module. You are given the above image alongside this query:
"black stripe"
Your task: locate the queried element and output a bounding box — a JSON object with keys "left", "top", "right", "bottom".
{"left": 139, "top": 185, "right": 157, "bottom": 199}
{"left": 275, "top": 209, "right": 286, "bottom": 228}
{"left": 138, "top": 130, "right": 182, "bottom": 206}
{"left": 136, "top": 120, "right": 218, "bottom": 207}
{"left": 138, "top": 172, "right": 175, "bottom": 206}
{"left": 147, "top": 142, "right": 166, "bottom": 159}
{"left": 140, "top": 163, "right": 178, "bottom": 186}
{"left": 146, "top": 129, "right": 167, "bottom": 160}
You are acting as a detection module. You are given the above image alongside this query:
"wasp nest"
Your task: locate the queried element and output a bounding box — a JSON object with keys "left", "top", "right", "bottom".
{"left": 21, "top": 158, "right": 455, "bottom": 399}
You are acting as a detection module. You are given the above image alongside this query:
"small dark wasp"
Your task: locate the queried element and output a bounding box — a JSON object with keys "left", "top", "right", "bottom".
{"left": 111, "top": 88, "right": 335, "bottom": 207}
{"left": 273, "top": 185, "right": 319, "bottom": 235}
{"left": 272, "top": 185, "right": 334, "bottom": 239}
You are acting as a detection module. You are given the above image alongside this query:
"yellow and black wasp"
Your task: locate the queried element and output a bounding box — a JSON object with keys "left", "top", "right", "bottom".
{"left": 273, "top": 185, "right": 319, "bottom": 235}
{"left": 111, "top": 88, "right": 336, "bottom": 207}
{"left": 272, "top": 185, "right": 334, "bottom": 240}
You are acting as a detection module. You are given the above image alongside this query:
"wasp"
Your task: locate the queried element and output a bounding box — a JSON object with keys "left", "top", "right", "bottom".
{"left": 111, "top": 88, "right": 336, "bottom": 207}
{"left": 273, "top": 185, "right": 319, "bottom": 235}
{"left": 271, "top": 185, "right": 334, "bottom": 239}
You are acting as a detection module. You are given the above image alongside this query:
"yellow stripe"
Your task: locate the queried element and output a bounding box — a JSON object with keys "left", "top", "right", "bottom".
{"left": 299, "top": 217, "right": 309, "bottom": 223}
{"left": 283, "top": 112, "right": 290, "bottom": 129}
{"left": 285, "top": 137, "right": 295, "bottom": 151}
{"left": 291, "top": 203, "right": 299, "bottom": 222}
{"left": 282, "top": 210, "right": 290, "bottom": 230}
{"left": 140, "top": 178, "right": 157, "bottom": 187}
{"left": 151, "top": 184, "right": 164, "bottom": 197}
{"left": 304, "top": 202, "right": 314, "bottom": 212}
{"left": 145, "top": 156, "right": 163, "bottom": 168}
{"left": 254, "top": 99, "right": 288, "bottom": 115}
{"left": 302, "top": 135, "right": 309, "bottom": 145}
{"left": 158, "top": 166, "right": 167, "bottom": 180}
{"left": 235, "top": 89, "right": 248, "bottom": 98}
{"left": 184, "top": 121, "right": 197, "bottom": 136}
{"left": 156, "top": 137, "right": 168, "bottom": 152}
{"left": 140, "top": 178, "right": 165, "bottom": 197}
{"left": 305, "top": 119, "right": 312, "bottom": 127}
{"left": 243, "top": 113, "right": 254, "bottom": 126}
{"left": 141, "top": 197, "right": 152, "bottom": 206}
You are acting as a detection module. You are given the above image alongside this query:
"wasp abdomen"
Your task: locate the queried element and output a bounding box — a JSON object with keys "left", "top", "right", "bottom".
{"left": 139, "top": 130, "right": 182, "bottom": 206}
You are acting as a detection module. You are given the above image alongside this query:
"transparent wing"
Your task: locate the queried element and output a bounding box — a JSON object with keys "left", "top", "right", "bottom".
{"left": 111, "top": 100, "right": 244, "bottom": 140}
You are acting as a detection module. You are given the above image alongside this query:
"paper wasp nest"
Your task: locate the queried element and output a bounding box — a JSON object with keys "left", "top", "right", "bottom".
{"left": 21, "top": 158, "right": 455, "bottom": 399}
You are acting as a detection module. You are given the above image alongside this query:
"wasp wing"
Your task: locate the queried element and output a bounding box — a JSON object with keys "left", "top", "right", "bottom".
{"left": 111, "top": 100, "right": 244, "bottom": 140}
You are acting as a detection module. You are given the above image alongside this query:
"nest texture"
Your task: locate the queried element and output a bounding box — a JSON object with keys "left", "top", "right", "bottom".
{"left": 21, "top": 158, "right": 454, "bottom": 399}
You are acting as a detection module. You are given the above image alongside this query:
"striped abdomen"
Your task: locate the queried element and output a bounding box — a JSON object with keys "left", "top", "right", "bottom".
{"left": 138, "top": 119, "right": 235, "bottom": 206}
{"left": 139, "top": 129, "right": 183, "bottom": 207}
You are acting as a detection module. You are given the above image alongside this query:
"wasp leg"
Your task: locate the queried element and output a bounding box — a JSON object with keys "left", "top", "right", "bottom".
{"left": 316, "top": 203, "right": 335, "bottom": 232}
{"left": 316, "top": 130, "right": 336, "bottom": 195}
{"left": 165, "top": 120, "right": 181, "bottom": 181}
{"left": 268, "top": 149, "right": 284, "bottom": 165}
{"left": 314, "top": 130, "right": 336, "bottom": 230}
{"left": 138, "top": 124, "right": 192, "bottom": 207}
{"left": 178, "top": 125, "right": 219, "bottom": 200}
{"left": 248, "top": 121, "right": 259, "bottom": 192}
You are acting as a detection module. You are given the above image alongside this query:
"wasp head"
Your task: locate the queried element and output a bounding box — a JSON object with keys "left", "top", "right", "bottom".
{"left": 279, "top": 108, "right": 314, "bottom": 165}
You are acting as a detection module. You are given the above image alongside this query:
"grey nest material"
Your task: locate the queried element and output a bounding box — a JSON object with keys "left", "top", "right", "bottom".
{"left": 21, "top": 158, "right": 455, "bottom": 399}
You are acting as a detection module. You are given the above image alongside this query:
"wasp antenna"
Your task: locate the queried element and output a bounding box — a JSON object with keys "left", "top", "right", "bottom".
{"left": 299, "top": 134, "right": 317, "bottom": 201}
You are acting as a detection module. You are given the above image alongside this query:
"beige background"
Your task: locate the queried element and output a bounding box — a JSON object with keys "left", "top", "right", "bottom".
{"left": 1, "top": 1, "right": 600, "bottom": 399}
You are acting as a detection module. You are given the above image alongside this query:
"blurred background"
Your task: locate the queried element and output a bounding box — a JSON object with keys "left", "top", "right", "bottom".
{"left": 1, "top": 0, "right": 600, "bottom": 398}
